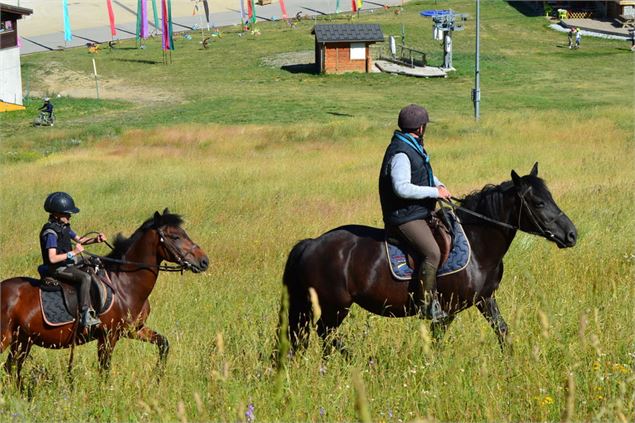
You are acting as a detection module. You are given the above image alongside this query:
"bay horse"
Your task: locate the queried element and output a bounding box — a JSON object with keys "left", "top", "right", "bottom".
{"left": 0, "top": 209, "right": 209, "bottom": 385}
{"left": 280, "top": 163, "right": 577, "bottom": 355}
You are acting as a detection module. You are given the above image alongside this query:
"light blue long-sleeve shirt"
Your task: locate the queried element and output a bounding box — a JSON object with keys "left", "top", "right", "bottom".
{"left": 390, "top": 153, "right": 443, "bottom": 199}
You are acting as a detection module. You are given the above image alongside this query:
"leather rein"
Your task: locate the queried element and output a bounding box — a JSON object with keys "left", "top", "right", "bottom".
{"left": 439, "top": 188, "right": 565, "bottom": 246}
{"left": 79, "top": 227, "right": 195, "bottom": 273}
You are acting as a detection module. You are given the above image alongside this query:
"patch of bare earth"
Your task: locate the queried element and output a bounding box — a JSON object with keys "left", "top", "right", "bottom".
{"left": 261, "top": 51, "right": 313, "bottom": 68}
{"left": 30, "top": 61, "right": 178, "bottom": 103}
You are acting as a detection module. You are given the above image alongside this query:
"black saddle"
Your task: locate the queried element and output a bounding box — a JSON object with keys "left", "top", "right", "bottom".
{"left": 37, "top": 261, "right": 115, "bottom": 322}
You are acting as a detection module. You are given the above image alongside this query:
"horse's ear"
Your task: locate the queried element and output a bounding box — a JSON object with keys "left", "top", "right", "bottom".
{"left": 162, "top": 207, "right": 170, "bottom": 215}
{"left": 153, "top": 211, "right": 161, "bottom": 225}
{"left": 511, "top": 170, "right": 521, "bottom": 186}
{"left": 530, "top": 162, "right": 539, "bottom": 177}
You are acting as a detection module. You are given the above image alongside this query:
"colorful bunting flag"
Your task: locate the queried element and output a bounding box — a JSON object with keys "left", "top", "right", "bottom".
{"left": 168, "top": 0, "right": 174, "bottom": 48}
{"left": 250, "top": 0, "right": 256, "bottom": 23}
{"left": 335, "top": 0, "right": 340, "bottom": 14}
{"left": 62, "top": 0, "right": 72, "bottom": 42}
{"left": 151, "top": 0, "right": 160, "bottom": 31}
{"left": 246, "top": 0, "right": 253, "bottom": 24}
{"left": 279, "top": 0, "right": 288, "bottom": 19}
{"left": 161, "top": 0, "right": 174, "bottom": 50}
{"left": 203, "top": 0, "right": 211, "bottom": 24}
{"left": 106, "top": 0, "right": 117, "bottom": 37}
{"left": 351, "top": 0, "right": 357, "bottom": 12}
{"left": 240, "top": 0, "right": 245, "bottom": 27}
{"left": 136, "top": 0, "right": 149, "bottom": 40}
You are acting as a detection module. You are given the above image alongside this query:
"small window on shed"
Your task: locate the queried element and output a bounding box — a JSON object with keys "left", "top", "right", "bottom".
{"left": 350, "top": 43, "right": 366, "bottom": 60}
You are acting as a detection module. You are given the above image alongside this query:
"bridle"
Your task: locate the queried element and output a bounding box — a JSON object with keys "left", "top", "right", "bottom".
{"left": 81, "top": 226, "right": 198, "bottom": 273}
{"left": 440, "top": 187, "right": 565, "bottom": 245}
{"left": 155, "top": 227, "right": 199, "bottom": 272}
{"left": 516, "top": 188, "right": 565, "bottom": 246}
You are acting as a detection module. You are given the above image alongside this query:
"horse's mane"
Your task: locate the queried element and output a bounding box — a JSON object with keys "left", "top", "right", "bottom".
{"left": 457, "top": 175, "right": 549, "bottom": 222}
{"left": 107, "top": 212, "right": 183, "bottom": 259}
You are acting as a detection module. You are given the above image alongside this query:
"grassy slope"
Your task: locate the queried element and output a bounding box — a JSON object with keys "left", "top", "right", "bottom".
{"left": 0, "top": 0, "right": 633, "bottom": 421}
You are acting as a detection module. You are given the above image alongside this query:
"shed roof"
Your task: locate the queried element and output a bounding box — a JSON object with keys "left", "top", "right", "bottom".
{"left": 0, "top": 3, "right": 33, "bottom": 18}
{"left": 312, "top": 24, "right": 384, "bottom": 43}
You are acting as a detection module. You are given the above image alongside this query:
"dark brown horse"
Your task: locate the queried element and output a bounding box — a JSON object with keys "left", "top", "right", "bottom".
{"left": 281, "top": 164, "right": 577, "bottom": 355}
{"left": 0, "top": 209, "right": 209, "bottom": 384}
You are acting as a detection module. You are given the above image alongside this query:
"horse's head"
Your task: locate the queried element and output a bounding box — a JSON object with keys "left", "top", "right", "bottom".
{"left": 152, "top": 209, "right": 209, "bottom": 273}
{"left": 511, "top": 163, "right": 577, "bottom": 248}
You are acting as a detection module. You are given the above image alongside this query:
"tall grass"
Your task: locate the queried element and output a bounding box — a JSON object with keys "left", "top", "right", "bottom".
{"left": 1, "top": 108, "right": 633, "bottom": 421}
{"left": 0, "top": 0, "right": 633, "bottom": 420}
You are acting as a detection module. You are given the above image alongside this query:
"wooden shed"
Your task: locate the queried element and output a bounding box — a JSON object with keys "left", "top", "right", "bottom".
{"left": 312, "top": 24, "right": 384, "bottom": 74}
{"left": 0, "top": 3, "right": 32, "bottom": 109}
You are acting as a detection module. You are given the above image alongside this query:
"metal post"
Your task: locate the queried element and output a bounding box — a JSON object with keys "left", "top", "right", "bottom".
{"left": 473, "top": 0, "right": 481, "bottom": 120}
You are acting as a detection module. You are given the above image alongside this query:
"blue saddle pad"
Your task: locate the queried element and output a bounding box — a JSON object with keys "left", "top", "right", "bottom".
{"left": 385, "top": 212, "right": 471, "bottom": 280}
{"left": 38, "top": 282, "right": 114, "bottom": 326}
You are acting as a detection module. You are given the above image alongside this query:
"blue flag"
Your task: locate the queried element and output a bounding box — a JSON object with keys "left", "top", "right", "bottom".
{"left": 62, "top": 0, "right": 72, "bottom": 41}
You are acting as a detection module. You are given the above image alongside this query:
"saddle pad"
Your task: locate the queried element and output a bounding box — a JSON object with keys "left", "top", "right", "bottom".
{"left": 39, "top": 283, "right": 114, "bottom": 327}
{"left": 385, "top": 213, "right": 471, "bottom": 280}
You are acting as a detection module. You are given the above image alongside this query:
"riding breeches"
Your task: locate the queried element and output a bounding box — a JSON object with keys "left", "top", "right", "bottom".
{"left": 51, "top": 266, "right": 92, "bottom": 311}
{"left": 390, "top": 219, "right": 441, "bottom": 267}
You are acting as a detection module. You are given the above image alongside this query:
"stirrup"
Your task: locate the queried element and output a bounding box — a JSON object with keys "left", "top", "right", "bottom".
{"left": 81, "top": 308, "right": 101, "bottom": 328}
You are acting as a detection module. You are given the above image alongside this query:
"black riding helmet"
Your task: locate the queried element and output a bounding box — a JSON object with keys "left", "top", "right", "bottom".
{"left": 44, "top": 192, "right": 80, "bottom": 214}
{"left": 398, "top": 104, "right": 429, "bottom": 132}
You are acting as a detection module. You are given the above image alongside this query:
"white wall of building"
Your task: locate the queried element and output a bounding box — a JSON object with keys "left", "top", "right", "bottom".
{"left": 0, "top": 47, "right": 24, "bottom": 105}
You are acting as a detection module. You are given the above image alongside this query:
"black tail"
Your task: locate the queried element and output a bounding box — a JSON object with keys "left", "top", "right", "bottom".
{"left": 282, "top": 238, "right": 312, "bottom": 288}
{"left": 280, "top": 239, "right": 313, "bottom": 354}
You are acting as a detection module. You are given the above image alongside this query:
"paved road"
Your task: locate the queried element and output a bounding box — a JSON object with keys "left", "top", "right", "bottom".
{"left": 19, "top": 0, "right": 405, "bottom": 55}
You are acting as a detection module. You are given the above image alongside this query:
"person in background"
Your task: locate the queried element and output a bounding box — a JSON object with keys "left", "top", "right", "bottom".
{"left": 38, "top": 97, "right": 54, "bottom": 120}
{"left": 568, "top": 27, "right": 575, "bottom": 49}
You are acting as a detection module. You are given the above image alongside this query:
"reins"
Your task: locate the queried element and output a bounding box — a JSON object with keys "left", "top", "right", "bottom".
{"left": 439, "top": 188, "right": 565, "bottom": 246}
{"left": 439, "top": 197, "right": 517, "bottom": 230}
{"left": 79, "top": 228, "right": 192, "bottom": 273}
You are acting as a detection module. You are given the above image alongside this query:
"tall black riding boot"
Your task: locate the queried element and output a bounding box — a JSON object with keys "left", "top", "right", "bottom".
{"left": 78, "top": 276, "right": 100, "bottom": 328}
{"left": 417, "top": 262, "right": 448, "bottom": 322}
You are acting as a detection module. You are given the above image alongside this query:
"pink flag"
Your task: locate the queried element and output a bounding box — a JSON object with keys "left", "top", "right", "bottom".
{"left": 107, "top": 0, "right": 117, "bottom": 37}
{"left": 279, "top": 0, "right": 288, "bottom": 19}
{"left": 161, "top": 0, "right": 170, "bottom": 50}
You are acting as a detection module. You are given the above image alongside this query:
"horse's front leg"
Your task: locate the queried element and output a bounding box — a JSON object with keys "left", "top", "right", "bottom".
{"left": 430, "top": 314, "right": 455, "bottom": 345}
{"left": 124, "top": 326, "right": 169, "bottom": 373}
{"left": 476, "top": 296, "right": 511, "bottom": 352}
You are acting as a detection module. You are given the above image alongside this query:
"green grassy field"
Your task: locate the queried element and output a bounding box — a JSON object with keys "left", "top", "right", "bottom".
{"left": 1, "top": 0, "right": 633, "bottom": 421}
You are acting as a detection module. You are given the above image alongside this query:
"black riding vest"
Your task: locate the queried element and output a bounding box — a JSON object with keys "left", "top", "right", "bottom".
{"left": 379, "top": 132, "right": 436, "bottom": 226}
{"left": 40, "top": 220, "right": 73, "bottom": 267}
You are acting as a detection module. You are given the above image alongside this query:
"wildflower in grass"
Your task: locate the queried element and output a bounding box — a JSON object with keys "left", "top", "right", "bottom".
{"left": 319, "top": 406, "right": 325, "bottom": 417}
{"left": 612, "top": 363, "right": 631, "bottom": 374}
{"left": 542, "top": 396, "right": 554, "bottom": 406}
{"left": 245, "top": 402, "right": 255, "bottom": 423}
{"left": 535, "top": 395, "right": 554, "bottom": 406}
{"left": 593, "top": 361, "right": 601, "bottom": 371}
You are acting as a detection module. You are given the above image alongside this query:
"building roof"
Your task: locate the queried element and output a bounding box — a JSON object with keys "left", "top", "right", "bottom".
{"left": 0, "top": 3, "right": 33, "bottom": 17}
{"left": 312, "top": 24, "right": 384, "bottom": 43}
